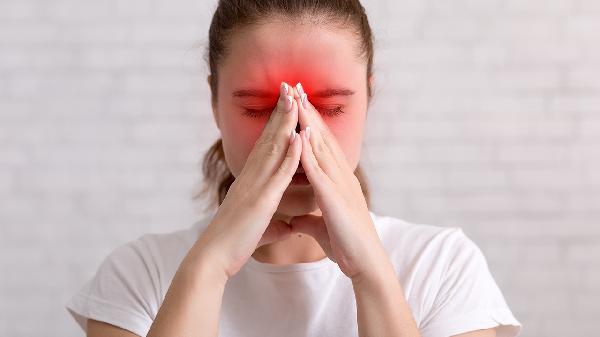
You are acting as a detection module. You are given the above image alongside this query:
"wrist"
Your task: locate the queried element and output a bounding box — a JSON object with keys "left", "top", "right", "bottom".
{"left": 182, "top": 240, "right": 230, "bottom": 288}
{"left": 351, "top": 255, "right": 397, "bottom": 291}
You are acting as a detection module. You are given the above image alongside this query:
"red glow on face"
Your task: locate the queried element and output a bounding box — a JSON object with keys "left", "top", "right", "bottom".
{"left": 215, "top": 20, "right": 368, "bottom": 181}
{"left": 230, "top": 67, "right": 357, "bottom": 122}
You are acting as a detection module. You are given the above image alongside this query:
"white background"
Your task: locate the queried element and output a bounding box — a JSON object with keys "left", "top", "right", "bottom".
{"left": 1, "top": 0, "right": 599, "bottom": 336}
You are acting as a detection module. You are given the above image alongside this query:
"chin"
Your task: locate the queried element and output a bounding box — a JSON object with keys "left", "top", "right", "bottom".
{"left": 277, "top": 188, "right": 318, "bottom": 217}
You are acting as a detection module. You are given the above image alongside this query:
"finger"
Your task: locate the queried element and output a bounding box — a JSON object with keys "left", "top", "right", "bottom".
{"left": 289, "top": 214, "right": 334, "bottom": 260}
{"left": 263, "top": 129, "right": 302, "bottom": 201}
{"left": 261, "top": 82, "right": 295, "bottom": 135}
{"left": 295, "top": 83, "right": 327, "bottom": 143}
{"left": 294, "top": 92, "right": 340, "bottom": 179}
{"left": 243, "top": 82, "right": 298, "bottom": 179}
{"left": 289, "top": 214, "right": 325, "bottom": 239}
{"left": 257, "top": 219, "right": 292, "bottom": 248}
{"left": 295, "top": 83, "right": 341, "bottom": 150}
{"left": 295, "top": 83, "right": 348, "bottom": 174}
{"left": 299, "top": 128, "right": 332, "bottom": 199}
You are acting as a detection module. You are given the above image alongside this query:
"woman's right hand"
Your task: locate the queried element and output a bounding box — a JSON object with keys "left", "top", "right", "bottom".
{"left": 195, "top": 82, "right": 301, "bottom": 279}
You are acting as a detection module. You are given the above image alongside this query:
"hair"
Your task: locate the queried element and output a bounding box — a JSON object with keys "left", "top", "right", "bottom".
{"left": 194, "top": 0, "right": 375, "bottom": 211}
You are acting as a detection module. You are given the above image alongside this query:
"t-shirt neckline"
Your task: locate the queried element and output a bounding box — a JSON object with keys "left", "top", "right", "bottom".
{"left": 244, "top": 253, "right": 337, "bottom": 273}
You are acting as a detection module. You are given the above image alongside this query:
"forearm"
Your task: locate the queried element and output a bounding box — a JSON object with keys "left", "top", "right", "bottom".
{"left": 147, "top": 243, "right": 229, "bottom": 337}
{"left": 352, "top": 260, "right": 421, "bottom": 337}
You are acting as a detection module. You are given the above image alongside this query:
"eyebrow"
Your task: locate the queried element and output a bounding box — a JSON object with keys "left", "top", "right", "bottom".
{"left": 231, "top": 88, "right": 355, "bottom": 98}
{"left": 312, "top": 88, "right": 355, "bottom": 98}
{"left": 231, "top": 89, "right": 272, "bottom": 98}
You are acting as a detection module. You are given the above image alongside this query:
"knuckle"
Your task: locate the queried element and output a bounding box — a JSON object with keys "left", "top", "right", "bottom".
{"left": 314, "top": 140, "right": 328, "bottom": 156}
{"left": 256, "top": 131, "right": 275, "bottom": 147}
{"left": 264, "top": 142, "right": 282, "bottom": 157}
{"left": 278, "top": 155, "right": 296, "bottom": 176}
{"left": 276, "top": 98, "right": 287, "bottom": 112}
{"left": 275, "top": 127, "right": 290, "bottom": 139}
{"left": 285, "top": 146, "right": 295, "bottom": 158}
{"left": 255, "top": 135, "right": 281, "bottom": 158}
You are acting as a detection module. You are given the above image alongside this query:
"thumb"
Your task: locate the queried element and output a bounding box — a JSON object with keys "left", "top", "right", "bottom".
{"left": 257, "top": 219, "right": 292, "bottom": 248}
{"left": 289, "top": 215, "right": 333, "bottom": 262}
{"left": 289, "top": 214, "right": 326, "bottom": 238}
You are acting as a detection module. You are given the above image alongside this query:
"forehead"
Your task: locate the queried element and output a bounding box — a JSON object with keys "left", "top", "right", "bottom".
{"left": 218, "top": 19, "right": 366, "bottom": 91}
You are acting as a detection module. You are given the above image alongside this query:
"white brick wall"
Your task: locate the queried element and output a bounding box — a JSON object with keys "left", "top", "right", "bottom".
{"left": 1, "top": 0, "right": 598, "bottom": 336}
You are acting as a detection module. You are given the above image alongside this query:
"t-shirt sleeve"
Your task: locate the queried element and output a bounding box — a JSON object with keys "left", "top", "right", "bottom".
{"left": 419, "top": 228, "right": 522, "bottom": 337}
{"left": 65, "top": 236, "right": 160, "bottom": 337}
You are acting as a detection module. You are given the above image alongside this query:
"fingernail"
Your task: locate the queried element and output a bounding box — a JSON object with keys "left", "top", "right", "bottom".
{"left": 289, "top": 129, "right": 296, "bottom": 144}
{"left": 301, "top": 93, "right": 308, "bottom": 109}
{"left": 296, "top": 82, "right": 304, "bottom": 96}
{"left": 285, "top": 96, "right": 293, "bottom": 112}
{"left": 306, "top": 126, "right": 311, "bottom": 140}
{"left": 280, "top": 82, "right": 289, "bottom": 96}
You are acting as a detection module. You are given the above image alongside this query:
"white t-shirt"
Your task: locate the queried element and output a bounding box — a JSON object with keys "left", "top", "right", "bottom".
{"left": 66, "top": 210, "right": 522, "bottom": 337}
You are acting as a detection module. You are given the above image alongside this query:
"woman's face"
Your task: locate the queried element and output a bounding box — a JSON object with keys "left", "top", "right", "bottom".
{"left": 211, "top": 18, "right": 370, "bottom": 217}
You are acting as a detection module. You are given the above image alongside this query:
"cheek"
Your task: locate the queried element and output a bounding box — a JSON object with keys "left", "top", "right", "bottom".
{"left": 221, "top": 116, "right": 267, "bottom": 176}
{"left": 328, "top": 120, "right": 363, "bottom": 168}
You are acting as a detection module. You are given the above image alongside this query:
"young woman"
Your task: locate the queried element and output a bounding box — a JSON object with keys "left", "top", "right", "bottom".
{"left": 66, "top": 1, "right": 522, "bottom": 336}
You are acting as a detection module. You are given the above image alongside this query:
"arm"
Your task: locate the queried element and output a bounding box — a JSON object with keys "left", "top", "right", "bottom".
{"left": 351, "top": 262, "right": 498, "bottom": 337}
{"left": 87, "top": 319, "right": 140, "bottom": 337}
{"left": 351, "top": 261, "right": 421, "bottom": 337}
{"left": 86, "top": 244, "right": 227, "bottom": 337}
{"left": 453, "top": 328, "right": 497, "bottom": 337}
{"left": 146, "top": 243, "right": 229, "bottom": 337}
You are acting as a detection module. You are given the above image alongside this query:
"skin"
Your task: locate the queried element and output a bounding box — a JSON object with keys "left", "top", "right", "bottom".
{"left": 213, "top": 18, "right": 370, "bottom": 265}
{"left": 87, "top": 17, "right": 497, "bottom": 337}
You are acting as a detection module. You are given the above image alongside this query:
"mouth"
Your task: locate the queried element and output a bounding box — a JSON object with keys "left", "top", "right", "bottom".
{"left": 291, "top": 164, "right": 309, "bottom": 185}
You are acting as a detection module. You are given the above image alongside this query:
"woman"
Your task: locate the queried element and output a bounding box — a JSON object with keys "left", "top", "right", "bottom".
{"left": 66, "top": 1, "right": 522, "bottom": 336}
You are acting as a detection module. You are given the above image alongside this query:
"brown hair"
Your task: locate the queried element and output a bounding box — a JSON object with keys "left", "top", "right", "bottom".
{"left": 194, "top": 0, "right": 375, "bottom": 211}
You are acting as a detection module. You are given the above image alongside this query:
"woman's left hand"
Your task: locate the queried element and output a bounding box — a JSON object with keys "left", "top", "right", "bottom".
{"left": 289, "top": 84, "right": 392, "bottom": 282}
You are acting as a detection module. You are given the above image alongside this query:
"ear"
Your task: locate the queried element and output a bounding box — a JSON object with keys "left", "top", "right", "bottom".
{"left": 207, "top": 74, "right": 220, "bottom": 130}
{"left": 367, "top": 74, "right": 375, "bottom": 112}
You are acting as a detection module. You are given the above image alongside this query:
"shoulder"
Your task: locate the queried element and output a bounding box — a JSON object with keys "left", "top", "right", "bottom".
{"left": 369, "top": 210, "right": 471, "bottom": 261}
{"left": 65, "top": 213, "right": 214, "bottom": 336}
{"left": 368, "top": 210, "right": 488, "bottom": 299}
{"left": 101, "top": 214, "right": 213, "bottom": 289}
{"left": 369, "top": 211, "right": 522, "bottom": 337}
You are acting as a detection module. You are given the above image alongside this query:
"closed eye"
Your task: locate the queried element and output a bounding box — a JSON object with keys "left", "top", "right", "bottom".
{"left": 242, "top": 107, "right": 273, "bottom": 118}
{"left": 316, "top": 105, "right": 344, "bottom": 117}
{"left": 242, "top": 105, "right": 345, "bottom": 118}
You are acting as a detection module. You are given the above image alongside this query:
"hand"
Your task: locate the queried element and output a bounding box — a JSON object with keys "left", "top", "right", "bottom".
{"left": 195, "top": 82, "right": 302, "bottom": 279}
{"left": 289, "top": 84, "right": 391, "bottom": 281}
